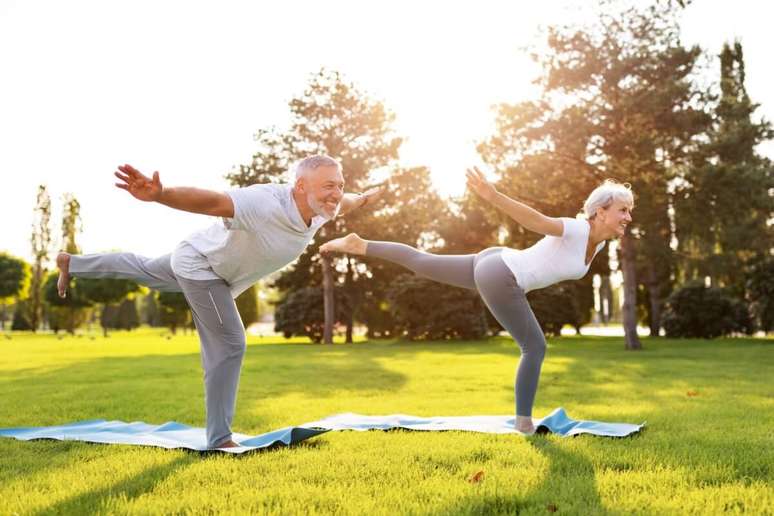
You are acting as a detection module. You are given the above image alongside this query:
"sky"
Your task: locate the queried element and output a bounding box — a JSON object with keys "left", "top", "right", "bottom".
{"left": 1, "top": 0, "right": 772, "bottom": 263}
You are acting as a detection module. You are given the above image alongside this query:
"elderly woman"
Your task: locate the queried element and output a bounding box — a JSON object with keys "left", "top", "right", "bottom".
{"left": 321, "top": 168, "right": 634, "bottom": 434}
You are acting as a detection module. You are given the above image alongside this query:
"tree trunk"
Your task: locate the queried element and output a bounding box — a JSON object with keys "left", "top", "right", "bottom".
{"left": 344, "top": 257, "right": 354, "bottom": 344}
{"left": 620, "top": 230, "right": 642, "bottom": 350}
{"left": 321, "top": 254, "right": 335, "bottom": 344}
{"left": 599, "top": 274, "right": 612, "bottom": 323}
{"left": 29, "top": 264, "right": 44, "bottom": 332}
{"left": 645, "top": 264, "right": 662, "bottom": 337}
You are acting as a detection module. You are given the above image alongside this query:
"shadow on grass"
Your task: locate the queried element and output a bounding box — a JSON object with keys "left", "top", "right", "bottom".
{"left": 441, "top": 436, "right": 608, "bottom": 515}
{"left": 31, "top": 453, "right": 197, "bottom": 516}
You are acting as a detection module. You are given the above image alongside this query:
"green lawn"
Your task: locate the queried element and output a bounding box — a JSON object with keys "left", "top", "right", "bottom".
{"left": 0, "top": 329, "right": 772, "bottom": 515}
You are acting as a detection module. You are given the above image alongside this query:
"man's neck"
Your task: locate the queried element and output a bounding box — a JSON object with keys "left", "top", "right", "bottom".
{"left": 291, "top": 187, "right": 314, "bottom": 227}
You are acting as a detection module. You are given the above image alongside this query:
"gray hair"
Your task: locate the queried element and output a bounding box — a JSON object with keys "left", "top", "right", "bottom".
{"left": 293, "top": 154, "right": 341, "bottom": 180}
{"left": 582, "top": 179, "right": 634, "bottom": 219}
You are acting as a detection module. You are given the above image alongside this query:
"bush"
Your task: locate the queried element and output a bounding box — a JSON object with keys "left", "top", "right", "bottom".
{"left": 527, "top": 282, "right": 587, "bottom": 337}
{"left": 11, "top": 301, "right": 32, "bottom": 331}
{"left": 274, "top": 286, "right": 351, "bottom": 343}
{"left": 386, "top": 274, "right": 487, "bottom": 340}
{"left": 662, "top": 281, "right": 753, "bottom": 338}
{"left": 157, "top": 292, "right": 191, "bottom": 334}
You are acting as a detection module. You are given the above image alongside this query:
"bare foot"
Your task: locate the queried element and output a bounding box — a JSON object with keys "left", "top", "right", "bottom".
{"left": 56, "top": 252, "right": 71, "bottom": 298}
{"left": 215, "top": 439, "right": 241, "bottom": 449}
{"left": 515, "top": 415, "right": 536, "bottom": 435}
{"left": 319, "top": 233, "right": 367, "bottom": 255}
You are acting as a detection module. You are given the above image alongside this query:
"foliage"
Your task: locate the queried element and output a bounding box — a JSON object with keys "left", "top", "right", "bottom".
{"left": 386, "top": 274, "right": 488, "bottom": 340}
{"left": 43, "top": 272, "right": 92, "bottom": 334}
{"left": 745, "top": 256, "right": 774, "bottom": 333}
{"left": 235, "top": 285, "right": 259, "bottom": 329}
{"left": 528, "top": 281, "right": 590, "bottom": 337}
{"left": 274, "top": 286, "right": 351, "bottom": 343}
{"left": 228, "top": 69, "right": 443, "bottom": 342}
{"left": 478, "top": 2, "right": 709, "bottom": 345}
{"left": 76, "top": 277, "right": 141, "bottom": 336}
{"left": 662, "top": 281, "right": 753, "bottom": 338}
{"left": 0, "top": 253, "right": 31, "bottom": 301}
{"left": 157, "top": 291, "right": 191, "bottom": 334}
{"left": 29, "top": 184, "right": 53, "bottom": 331}
{"left": 673, "top": 41, "right": 774, "bottom": 295}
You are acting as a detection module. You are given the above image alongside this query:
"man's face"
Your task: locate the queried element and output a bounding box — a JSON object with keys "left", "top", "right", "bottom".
{"left": 300, "top": 165, "right": 344, "bottom": 220}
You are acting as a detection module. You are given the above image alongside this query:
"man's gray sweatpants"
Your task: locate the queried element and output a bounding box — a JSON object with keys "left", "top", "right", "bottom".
{"left": 69, "top": 252, "right": 245, "bottom": 448}
{"left": 365, "top": 243, "right": 547, "bottom": 417}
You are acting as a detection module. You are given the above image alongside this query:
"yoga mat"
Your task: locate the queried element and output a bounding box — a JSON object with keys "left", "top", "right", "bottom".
{"left": 301, "top": 408, "right": 645, "bottom": 437}
{"left": 0, "top": 419, "right": 328, "bottom": 453}
{"left": 0, "top": 408, "right": 643, "bottom": 453}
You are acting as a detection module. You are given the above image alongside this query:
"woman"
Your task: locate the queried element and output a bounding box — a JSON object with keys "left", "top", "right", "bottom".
{"left": 320, "top": 168, "right": 634, "bottom": 434}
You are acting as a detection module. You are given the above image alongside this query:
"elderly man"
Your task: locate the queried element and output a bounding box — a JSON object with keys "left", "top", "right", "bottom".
{"left": 56, "top": 155, "right": 380, "bottom": 448}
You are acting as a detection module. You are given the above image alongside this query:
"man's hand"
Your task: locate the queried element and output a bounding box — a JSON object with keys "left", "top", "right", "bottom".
{"left": 465, "top": 166, "right": 498, "bottom": 203}
{"left": 357, "top": 186, "right": 384, "bottom": 209}
{"left": 114, "top": 164, "right": 163, "bottom": 202}
{"left": 338, "top": 185, "right": 385, "bottom": 216}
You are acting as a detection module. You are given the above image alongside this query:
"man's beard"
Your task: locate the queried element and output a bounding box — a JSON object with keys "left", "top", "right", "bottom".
{"left": 307, "top": 194, "right": 340, "bottom": 220}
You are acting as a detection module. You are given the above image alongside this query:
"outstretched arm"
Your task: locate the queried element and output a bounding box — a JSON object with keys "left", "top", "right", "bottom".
{"left": 465, "top": 167, "right": 563, "bottom": 237}
{"left": 337, "top": 186, "right": 384, "bottom": 217}
{"left": 114, "top": 164, "right": 234, "bottom": 218}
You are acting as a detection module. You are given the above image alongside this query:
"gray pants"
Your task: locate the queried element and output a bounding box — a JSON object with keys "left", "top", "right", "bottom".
{"left": 70, "top": 252, "right": 245, "bottom": 448}
{"left": 367, "top": 243, "right": 547, "bottom": 417}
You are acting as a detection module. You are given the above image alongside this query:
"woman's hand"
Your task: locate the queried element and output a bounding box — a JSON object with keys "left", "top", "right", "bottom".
{"left": 465, "top": 166, "right": 498, "bottom": 203}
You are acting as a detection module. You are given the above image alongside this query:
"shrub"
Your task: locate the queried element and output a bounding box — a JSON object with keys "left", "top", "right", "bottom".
{"left": 662, "top": 281, "right": 753, "bottom": 338}
{"left": 386, "top": 274, "right": 487, "bottom": 340}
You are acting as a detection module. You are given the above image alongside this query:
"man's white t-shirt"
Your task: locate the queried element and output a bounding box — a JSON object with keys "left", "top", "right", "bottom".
{"left": 500, "top": 217, "right": 605, "bottom": 293}
{"left": 170, "top": 183, "right": 327, "bottom": 298}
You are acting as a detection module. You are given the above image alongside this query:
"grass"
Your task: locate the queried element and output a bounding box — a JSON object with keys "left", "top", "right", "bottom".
{"left": 0, "top": 328, "right": 772, "bottom": 515}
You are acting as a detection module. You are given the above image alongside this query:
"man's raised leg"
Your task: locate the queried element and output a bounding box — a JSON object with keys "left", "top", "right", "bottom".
{"left": 57, "top": 251, "right": 182, "bottom": 297}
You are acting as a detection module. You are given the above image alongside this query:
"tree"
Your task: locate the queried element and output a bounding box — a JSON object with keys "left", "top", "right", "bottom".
{"left": 157, "top": 291, "right": 191, "bottom": 334}
{"left": 274, "top": 286, "right": 351, "bottom": 343}
{"left": 673, "top": 41, "right": 774, "bottom": 294}
{"left": 115, "top": 298, "right": 140, "bottom": 330}
{"left": 78, "top": 277, "right": 141, "bottom": 336}
{"left": 45, "top": 192, "right": 91, "bottom": 333}
{"left": 386, "top": 275, "right": 488, "bottom": 341}
{"left": 43, "top": 272, "right": 93, "bottom": 334}
{"left": 235, "top": 285, "right": 259, "bottom": 330}
{"left": 0, "top": 253, "right": 30, "bottom": 331}
{"left": 29, "top": 185, "right": 53, "bottom": 331}
{"left": 479, "top": 1, "right": 709, "bottom": 348}
{"left": 140, "top": 292, "right": 163, "bottom": 327}
{"left": 746, "top": 256, "right": 774, "bottom": 333}
{"left": 228, "top": 69, "right": 441, "bottom": 343}
{"left": 60, "top": 193, "right": 83, "bottom": 255}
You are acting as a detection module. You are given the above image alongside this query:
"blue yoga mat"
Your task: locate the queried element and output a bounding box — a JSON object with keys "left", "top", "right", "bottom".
{"left": 301, "top": 408, "right": 645, "bottom": 437}
{"left": 0, "top": 419, "right": 328, "bottom": 453}
{"left": 0, "top": 408, "right": 643, "bottom": 453}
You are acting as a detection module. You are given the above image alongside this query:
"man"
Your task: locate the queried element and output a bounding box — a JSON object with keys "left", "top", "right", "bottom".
{"left": 56, "top": 155, "right": 381, "bottom": 448}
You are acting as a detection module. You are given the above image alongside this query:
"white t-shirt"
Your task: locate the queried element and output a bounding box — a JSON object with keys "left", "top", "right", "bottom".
{"left": 170, "top": 183, "right": 327, "bottom": 298}
{"left": 500, "top": 217, "right": 606, "bottom": 293}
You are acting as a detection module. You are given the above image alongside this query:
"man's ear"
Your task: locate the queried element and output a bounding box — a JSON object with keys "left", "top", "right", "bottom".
{"left": 295, "top": 177, "right": 306, "bottom": 194}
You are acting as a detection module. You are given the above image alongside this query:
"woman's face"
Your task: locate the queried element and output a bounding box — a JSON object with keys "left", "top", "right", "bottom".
{"left": 598, "top": 199, "right": 633, "bottom": 238}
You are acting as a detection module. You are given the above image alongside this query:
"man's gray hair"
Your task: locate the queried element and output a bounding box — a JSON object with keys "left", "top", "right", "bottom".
{"left": 293, "top": 154, "right": 342, "bottom": 180}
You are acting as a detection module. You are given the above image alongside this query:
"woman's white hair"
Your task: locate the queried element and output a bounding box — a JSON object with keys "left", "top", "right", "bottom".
{"left": 582, "top": 179, "right": 634, "bottom": 219}
{"left": 293, "top": 154, "right": 341, "bottom": 180}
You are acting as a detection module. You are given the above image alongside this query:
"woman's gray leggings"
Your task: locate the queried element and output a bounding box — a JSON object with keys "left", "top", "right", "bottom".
{"left": 367, "top": 242, "right": 546, "bottom": 417}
